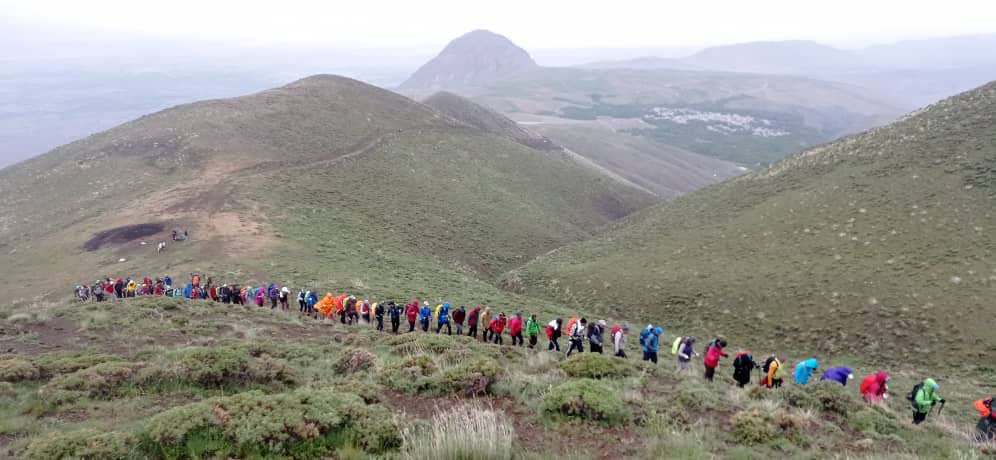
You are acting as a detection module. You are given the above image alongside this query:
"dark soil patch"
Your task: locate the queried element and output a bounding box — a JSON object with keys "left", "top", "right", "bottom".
{"left": 0, "top": 317, "right": 81, "bottom": 354}
{"left": 84, "top": 223, "right": 165, "bottom": 251}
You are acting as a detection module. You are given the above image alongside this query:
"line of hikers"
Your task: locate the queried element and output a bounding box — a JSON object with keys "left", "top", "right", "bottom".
{"left": 74, "top": 274, "right": 994, "bottom": 439}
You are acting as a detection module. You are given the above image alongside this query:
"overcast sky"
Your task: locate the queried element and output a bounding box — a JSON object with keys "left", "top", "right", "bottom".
{"left": 4, "top": 0, "right": 995, "bottom": 49}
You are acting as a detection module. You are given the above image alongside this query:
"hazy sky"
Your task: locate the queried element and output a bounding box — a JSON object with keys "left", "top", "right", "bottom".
{"left": 4, "top": 0, "right": 995, "bottom": 49}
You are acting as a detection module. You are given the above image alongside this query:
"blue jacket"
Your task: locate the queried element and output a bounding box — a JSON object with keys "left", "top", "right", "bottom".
{"left": 643, "top": 328, "right": 661, "bottom": 353}
{"left": 306, "top": 292, "right": 318, "bottom": 307}
{"left": 183, "top": 283, "right": 192, "bottom": 299}
{"left": 819, "top": 366, "right": 853, "bottom": 386}
{"left": 438, "top": 302, "right": 450, "bottom": 323}
{"left": 164, "top": 276, "right": 172, "bottom": 287}
{"left": 794, "top": 358, "right": 819, "bottom": 384}
{"left": 419, "top": 305, "right": 432, "bottom": 320}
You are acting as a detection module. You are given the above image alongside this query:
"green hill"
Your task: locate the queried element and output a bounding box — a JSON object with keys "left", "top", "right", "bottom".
{"left": 505, "top": 81, "right": 996, "bottom": 366}
{"left": 423, "top": 91, "right": 556, "bottom": 150}
{"left": 0, "top": 75, "right": 654, "bottom": 303}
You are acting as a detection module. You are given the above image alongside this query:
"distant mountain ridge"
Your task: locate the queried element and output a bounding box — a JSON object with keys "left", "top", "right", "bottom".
{"left": 399, "top": 30, "right": 539, "bottom": 90}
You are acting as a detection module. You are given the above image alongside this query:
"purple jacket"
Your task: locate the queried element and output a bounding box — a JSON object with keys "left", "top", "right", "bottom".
{"left": 819, "top": 366, "right": 853, "bottom": 386}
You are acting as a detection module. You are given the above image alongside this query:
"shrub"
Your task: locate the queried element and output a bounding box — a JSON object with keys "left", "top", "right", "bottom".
{"left": 388, "top": 334, "right": 454, "bottom": 355}
{"left": 403, "top": 403, "right": 514, "bottom": 460}
{"left": 142, "top": 388, "right": 400, "bottom": 458}
{"left": 139, "top": 345, "right": 296, "bottom": 387}
{"left": 731, "top": 407, "right": 807, "bottom": 448}
{"left": 433, "top": 358, "right": 501, "bottom": 397}
{"left": 849, "top": 405, "right": 903, "bottom": 437}
{"left": 776, "top": 380, "right": 858, "bottom": 417}
{"left": 42, "top": 361, "right": 144, "bottom": 398}
{"left": 336, "top": 348, "right": 378, "bottom": 374}
{"left": 0, "top": 357, "right": 40, "bottom": 382}
{"left": 543, "top": 379, "right": 626, "bottom": 424}
{"left": 30, "top": 351, "right": 120, "bottom": 378}
{"left": 25, "top": 429, "right": 138, "bottom": 460}
{"left": 381, "top": 355, "right": 437, "bottom": 393}
{"left": 559, "top": 353, "right": 632, "bottom": 379}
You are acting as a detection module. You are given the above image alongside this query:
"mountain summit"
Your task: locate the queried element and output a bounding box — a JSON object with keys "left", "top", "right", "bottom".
{"left": 400, "top": 30, "right": 539, "bottom": 89}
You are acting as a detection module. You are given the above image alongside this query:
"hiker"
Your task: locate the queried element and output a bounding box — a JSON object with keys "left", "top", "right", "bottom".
{"left": 974, "top": 397, "right": 995, "bottom": 440}
{"left": 171, "top": 230, "right": 178, "bottom": 241}
{"left": 732, "top": 351, "right": 757, "bottom": 387}
{"left": 114, "top": 278, "right": 124, "bottom": 299}
{"left": 374, "top": 302, "right": 385, "bottom": 331}
{"left": 126, "top": 278, "right": 137, "bottom": 297}
{"left": 703, "top": 338, "right": 729, "bottom": 382}
{"left": 467, "top": 305, "right": 481, "bottom": 338}
{"left": 279, "top": 287, "right": 290, "bottom": 309}
{"left": 588, "top": 320, "right": 605, "bottom": 354}
{"left": 492, "top": 312, "right": 507, "bottom": 345}
{"left": 482, "top": 307, "right": 494, "bottom": 342}
{"left": 435, "top": 302, "right": 452, "bottom": 335}
{"left": 793, "top": 358, "right": 819, "bottom": 385}
{"left": 677, "top": 336, "right": 698, "bottom": 372}
{"left": 406, "top": 300, "right": 419, "bottom": 332}
{"left": 163, "top": 275, "right": 172, "bottom": 288}
{"left": 306, "top": 290, "right": 318, "bottom": 314}
{"left": 389, "top": 302, "right": 401, "bottom": 333}
{"left": 254, "top": 286, "right": 265, "bottom": 306}
{"left": 297, "top": 289, "right": 306, "bottom": 312}
{"left": 92, "top": 282, "right": 104, "bottom": 302}
{"left": 911, "top": 378, "right": 944, "bottom": 425}
{"left": 641, "top": 326, "right": 663, "bottom": 363}
{"left": 763, "top": 355, "right": 787, "bottom": 388}
{"left": 566, "top": 318, "right": 587, "bottom": 357}
{"left": 346, "top": 297, "right": 359, "bottom": 325}
{"left": 268, "top": 284, "right": 280, "bottom": 309}
{"left": 612, "top": 323, "right": 628, "bottom": 358}
{"left": 509, "top": 311, "right": 524, "bottom": 346}
{"left": 453, "top": 306, "right": 466, "bottom": 335}
{"left": 183, "top": 229, "right": 189, "bottom": 240}
{"left": 359, "top": 300, "right": 371, "bottom": 323}
{"left": 546, "top": 318, "right": 563, "bottom": 351}
{"left": 525, "top": 314, "right": 541, "bottom": 349}
{"left": 820, "top": 366, "right": 854, "bottom": 386}
{"left": 419, "top": 302, "right": 432, "bottom": 332}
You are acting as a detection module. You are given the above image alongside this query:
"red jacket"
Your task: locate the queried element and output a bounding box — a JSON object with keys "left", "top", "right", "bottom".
{"left": 509, "top": 316, "right": 523, "bottom": 335}
{"left": 492, "top": 315, "right": 507, "bottom": 333}
{"left": 704, "top": 344, "right": 728, "bottom": 368}
{"left": 406, "top": 304, "right": 419, "bottom": 322}
{"left": 860, "top": 371, "right": 890, "bottom": 401}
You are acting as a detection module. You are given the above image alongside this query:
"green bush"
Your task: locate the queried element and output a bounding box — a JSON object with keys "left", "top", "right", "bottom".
{"left": 543, "top": 379, "right": 626, "bottom": 424}
{"left": 25, "top": 429, "right": 138, "bottom": 460}
{"left": 336, "top": 348, "right": 378, "bottom": 374}
{"left": 142, "top": 388, "right": 399, "bottom": 458}
{"left": 731, "top": 407, "right": 806, "bottom": 448}
{"left": 559, "top": 353, "right": 632, "bottom": 379}
{"left": 42, "top": 361, "right": 144, "bottom": 398}
{"left": 848, "top": 405, "right": 903, "bottom": 438}
{"left": 139, "top": 345, "right": 296, "bottom": 387}
{"left": 0, "top": 357, "right": 40, "bottom": 382}
{"left": 776, "top": 380, "right": 858, "bottom": 417}
{"left": 30, "top": 351, "right": 120, "bottom": 378}
{"left": 381, "top": 355, "right": 437, "bottom": 393}
{"left": 434, "top": 358, "right": 502, "bottom": 397}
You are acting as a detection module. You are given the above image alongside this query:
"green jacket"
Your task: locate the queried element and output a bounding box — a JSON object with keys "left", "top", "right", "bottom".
{"left": 525, "top": 318, "right": 541, "bottom": 336}
{"left": 914, "top": 378, "right": 943, "bottom": 413}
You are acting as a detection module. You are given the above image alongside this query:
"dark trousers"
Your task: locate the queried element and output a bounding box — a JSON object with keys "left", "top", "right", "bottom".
{"left": 436, "top": 322, "right": 451, "bottom": 335}
{"left": 376, "top": 316, "right": 384, "bottom": 331}
{"left": 528, "top": 335, "right": 538, "bottom": 348}
{"left": 484, "top": 328, "right": 493, "bottom": 342}
{"left": 468, "top": 324, "right": 478, "bottom": 338}
{"left": 549, "top": 338, "right": 560, "bottom": 351}
{"left": 299, "top": 300, "right": 306, "bottom": 312}
{"left": 913, "top": 411, "right": 928, "bottom": 425}
{"left": 271, "top": 298, "right": 277, "bottom": 309}
{"left": 420, "top": 318, "right": 429, "bottom": 332}
{"left": 408, "top": 320, "right": 416, "bottom": 332}
{"left": 615, "top": 350, "right": 627, "bottom": 358}
{"left": 493, "top": 332, "right": 503, "bottom": 345}
{"left": 392, "top": 318, "right": 400, "bottom": 333}
{"left": 704, "top": 366, "right": 716, "bottom": 381}
{"left": 590, "top": 343, "right": 603, "bottom": 354}
{"left": 511, "top": 332, "right": 524, "bottom": 346}
{"left": 643, "top": 351, "right": 658, "bottom": 364}
{"left": 455, "top": 324, "right": 464, "bottom": 335}
{"left": 567, "top": 339, "right": 584, "bottom": 356}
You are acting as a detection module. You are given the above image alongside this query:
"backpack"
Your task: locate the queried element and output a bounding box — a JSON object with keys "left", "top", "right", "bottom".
{"left": 762, "top": 356, "right": 776, "bottom": 374}
{"left": 906, "top": 383, "right": 923, "bottom": 410}
{"left": 610, "top": 324, "right": 621, "bottom": 337}
{"left": 671, "top": 337, "right": 683, "bottom": 355}
{"left": 566, "top": 318, "right": 578, "bottom": 338}
{"left": 639, "top": 327, "right": 651, "bottom": 347}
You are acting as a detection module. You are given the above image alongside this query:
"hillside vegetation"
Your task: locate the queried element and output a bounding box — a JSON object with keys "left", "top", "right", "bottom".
{"left": 0, "top": 75, "right": 654, "bottom": 303}
{"left": 1, "top": 297, "right": 992, "bottom": 459}
{"left": 506, "top": 82, "right": 996, "bottom": 367}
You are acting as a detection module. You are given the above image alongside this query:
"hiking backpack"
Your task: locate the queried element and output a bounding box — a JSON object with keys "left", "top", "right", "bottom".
{"left": 762, "top": 356, "right": 776, "bottom": 374}
{"left": 671, "top": 337, "right": 683, "bottom": 355}
{"left": 906, "top": 383, "right": 923, "bottom": 410}
{"left": 610, "top": 324, "right": 621, "bottom": 337}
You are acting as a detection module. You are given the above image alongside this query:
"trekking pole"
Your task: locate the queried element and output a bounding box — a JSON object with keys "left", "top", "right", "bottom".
{"left": 937, "top": 400, "right": 945, "bottom": 416}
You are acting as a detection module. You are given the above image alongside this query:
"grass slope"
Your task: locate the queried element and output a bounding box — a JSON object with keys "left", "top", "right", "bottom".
{"left": 423, "top": 91, "right": 557, "bottom": 151}
{"left": 1, "top": 297, "right": 991, "bottom": 459}
{"left": 506, "top": 82, "right": 996, "bottom": 367}
{"left": 0, "top": 75, "right": 654, "bottom": 303}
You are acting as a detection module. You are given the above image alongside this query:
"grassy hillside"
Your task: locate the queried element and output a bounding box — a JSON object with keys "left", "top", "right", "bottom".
{"left": 0, "top": 75, "right": 654, "bottom": 304}
{"left": 506, "top": 82, "right": 996, "bottom": 367}
{"left": 423, "top": 91, "right": 556, "bottom": 150}
{"left": 1, "top": 297, "right": 992, "bottom": 459}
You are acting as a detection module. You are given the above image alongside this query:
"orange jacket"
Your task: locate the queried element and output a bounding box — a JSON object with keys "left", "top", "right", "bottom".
{"left": 975, "top": 398, "right": 993, "bottom": 418}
